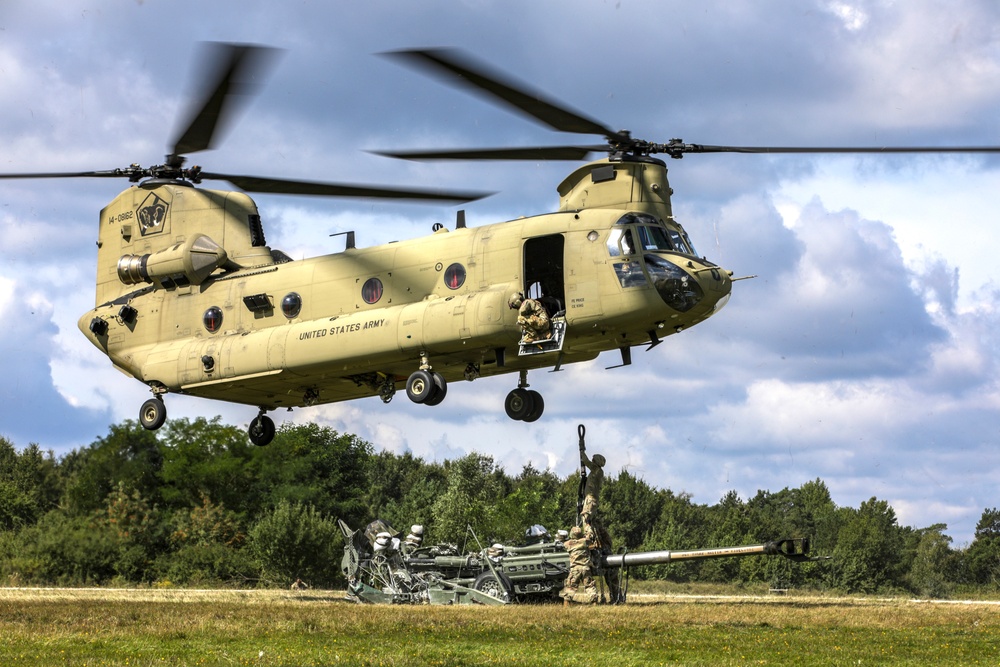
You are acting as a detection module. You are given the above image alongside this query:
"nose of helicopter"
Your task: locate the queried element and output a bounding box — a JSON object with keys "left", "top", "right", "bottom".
{"left": 645, "top": 254, "right": 732, "bottom": 319}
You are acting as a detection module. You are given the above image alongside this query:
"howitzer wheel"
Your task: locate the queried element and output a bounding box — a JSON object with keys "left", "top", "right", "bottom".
{"left": 341, "top": 543, "right": 362, "bottom": 579}
{"left": 473, "top": 571, "right": 513, "bottom": 602}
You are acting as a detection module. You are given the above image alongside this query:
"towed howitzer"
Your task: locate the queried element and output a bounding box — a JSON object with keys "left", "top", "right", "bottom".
{"left": 338, "top": 519, "right": 816, "bottom": 605}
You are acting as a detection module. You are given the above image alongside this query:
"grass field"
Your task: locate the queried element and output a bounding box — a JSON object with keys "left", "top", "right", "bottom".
{"left": 1, "top": 587, "right": 997, "bottom": 666}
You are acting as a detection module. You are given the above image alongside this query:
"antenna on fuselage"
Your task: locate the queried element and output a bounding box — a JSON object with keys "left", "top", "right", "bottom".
{"left": 329, "top": 230, "right": 356, "bottom": 250}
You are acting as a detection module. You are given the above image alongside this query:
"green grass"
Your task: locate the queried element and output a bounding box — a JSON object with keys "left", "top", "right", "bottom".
{"left": 1, "top": 588, "right": 997, "bottom": 666}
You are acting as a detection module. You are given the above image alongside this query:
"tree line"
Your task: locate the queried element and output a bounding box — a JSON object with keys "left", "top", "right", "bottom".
{"left": 1, "top": 418, "right": 997, "bottom": 596}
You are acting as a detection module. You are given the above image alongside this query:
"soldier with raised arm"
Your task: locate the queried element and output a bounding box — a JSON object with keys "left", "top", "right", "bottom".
{"left": 578, "top": 434, "right": 621, "bottom": 603}
{"left": 579, "top": 449, "right": 613, "bottom": 552}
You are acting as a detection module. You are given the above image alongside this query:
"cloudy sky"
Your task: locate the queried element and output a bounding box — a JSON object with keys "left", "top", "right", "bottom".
{"left": 1, "top": 0, "right": 998, "bottom": 545}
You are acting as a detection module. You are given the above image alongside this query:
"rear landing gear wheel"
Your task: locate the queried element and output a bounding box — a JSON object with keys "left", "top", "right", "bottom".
{"left": 406, "top": 370, "right": 435, "bottom": 404}
{"left": 248, "top": 414, "right": 275, "bottom": 446}
{"left": 424, "top": 372, "right": 448, "bottom": 406}
{"left": 139, "top": 397, "right": 166, "bottom": 431}
{"left": 504, "top": 388, "right": 535, "bottom": 421}
{"left": 523, "top": 390, "right": 544, "bottom": 422}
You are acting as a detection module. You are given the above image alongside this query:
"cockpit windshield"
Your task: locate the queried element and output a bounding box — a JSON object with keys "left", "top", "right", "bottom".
{"left": 610, "top": 213, "right": 698, "bottom": 257}
{"left": 636, "top": 225, "right": 675, "bottom": 252}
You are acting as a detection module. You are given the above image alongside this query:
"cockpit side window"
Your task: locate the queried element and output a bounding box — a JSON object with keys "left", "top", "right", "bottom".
{"left": 606, "top": 228, "right": 637, "bottom": 257}
{"left": 622, "top": 229, "right": 635, "bottom": 255}
{"left": 606, "top": 228, "right": 622, "bottom": 257}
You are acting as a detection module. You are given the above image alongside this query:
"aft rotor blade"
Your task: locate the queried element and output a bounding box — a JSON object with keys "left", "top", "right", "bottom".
{"left": 372, "top": 145, "right": 606, "bottom": 161}
{"left": 201, "top": 172, "right": 493, "bottom": 202}
{"left": 383, "top": 48, "right": 616, "bottom": 138}
{"left": 170, "top": 43, "right": 281, "bottom": 158}
{"left": 673, "top": 143, "right": 1000, "bottom": 156}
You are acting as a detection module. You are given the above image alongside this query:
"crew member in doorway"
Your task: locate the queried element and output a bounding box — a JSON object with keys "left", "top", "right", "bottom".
{"left": 508, "top": 292, "right": 552, "bottom": 344}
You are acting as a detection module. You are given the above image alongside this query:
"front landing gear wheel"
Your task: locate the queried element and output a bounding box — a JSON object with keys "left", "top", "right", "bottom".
{"left": 248, "top": 415, "right": 276, "bottom": 446}
{"left": 504, "top": 388, "right": 535, "bottom": 421}
{"left": 139, "top": 398, "right": 166, "bottom": 431}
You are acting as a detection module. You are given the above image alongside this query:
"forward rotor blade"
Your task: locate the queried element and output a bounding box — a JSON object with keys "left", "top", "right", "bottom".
{"left": 372, "top": 145, "right": 606, "bottom": 161}
{"left": 201, "top": 172, "right": 493, "bottom": 203}
{"left": 170, "top": 43, "right": 281, "bottom": 158}
{"left": 383, "top": 48, "right": 616, "bottom": 137}
{"left": 0, "top": 170, "right": 126, "bottom": 180}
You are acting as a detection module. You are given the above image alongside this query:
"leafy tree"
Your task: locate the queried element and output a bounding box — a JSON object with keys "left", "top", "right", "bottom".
{"left": 160, "top": 493, "right": 251, "bottom": 585}
{"left": 640, "top": 491, "right": 708, "bottom": 582}
{"left": 249, "top": 499, "right": 341, "bottom": 586}
{"left": 907, "top": 524, "right": 954, "bottom": 598}
{"left": 14, "top": 510, "right": 118, "bottom": 584}
{"left": 790, "top": 479, "right": 840, "bottom": 554}
{"left": 699, "top": 490, "right": 752, "bottom": 582}
{"left": 62, "top": 421, "right": 162, "bottom": 514}
{"left": 431, "top": 453, "right": 506, "bottom": 545}
{"left": 362, "top": 451, "right": 447, "bottom": 533}
{"left": 169, "top": 492, "right": 244, "bottom": 549}
{"left": 0, "top": 438, "right": 62, "bottom": 529}
{"left": 250, "top": 423, "right": 372, "bottom": 526}
{"left": 494, "top": 465, "right": 567, "bottom": 541}
{"left": 833, "top": 497, "right": 904, "bottom": 593}
{"left": 104, "top": 482, "right": 164, "bottom": 582}
{"left": 158, "top": 417, "right": 256, "bottom": 515}
{"left": 966, "top": 508, "right": 1000, "bottom": 587}
{"left": 602, "top": 471, "right": 664, "bottom": 550}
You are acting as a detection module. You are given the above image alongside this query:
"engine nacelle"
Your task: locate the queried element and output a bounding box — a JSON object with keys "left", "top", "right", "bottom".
{"left": 118, "top": 233, "right": 229, "bottom": 287}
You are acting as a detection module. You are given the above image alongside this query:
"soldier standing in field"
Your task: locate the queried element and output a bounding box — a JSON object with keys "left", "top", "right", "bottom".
{"left": 559, "top": 526, "right": 597, "bottom": 605}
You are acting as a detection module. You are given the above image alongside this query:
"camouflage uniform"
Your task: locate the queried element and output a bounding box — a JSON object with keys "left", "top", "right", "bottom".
{"left": 509, "top": 293, "right": 552, "bottom": 344}
{"left": 579, "top": 453, "right": 621, "bottom": 603}
{"left": 559, "top": 528, "right": 597, "bottom": 604}
{"left": 579, "top": 453, "right": 612, "bottom": 551}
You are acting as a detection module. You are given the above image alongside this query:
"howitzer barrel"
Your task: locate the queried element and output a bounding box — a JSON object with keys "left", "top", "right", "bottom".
{"left": 602, "top": 538, "right": 810, "bottom": 568}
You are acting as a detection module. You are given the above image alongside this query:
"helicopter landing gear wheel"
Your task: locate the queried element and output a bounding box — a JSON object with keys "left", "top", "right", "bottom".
{"left": 424, "top": 372, "right": 448, "bottom": 406}
{"left": 522, "top": 390, "right": 544, "bottom": 422}
{"left": 248, "top": 413, "right": 276, "bottom": 446}
{"left": 473, "top": 571, "right": 513, "bottom": 602}
{"left": 139, "top": 397, "right": 166, "bottom": 431}
{"left": 505, "top": 388, "right": 536, "bottom": 421}
{"left": 406, "top": 370, "right": 435, "bottom": 404}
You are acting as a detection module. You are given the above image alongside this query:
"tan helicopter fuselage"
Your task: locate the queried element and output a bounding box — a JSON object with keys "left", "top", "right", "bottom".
{"left": 78, "top": 157, "right": 732, "bottom": 412}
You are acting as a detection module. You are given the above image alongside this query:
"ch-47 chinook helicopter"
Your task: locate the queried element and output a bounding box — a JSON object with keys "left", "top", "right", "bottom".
{"left": 3, "top": 44, "right": 999, "bottom": 447}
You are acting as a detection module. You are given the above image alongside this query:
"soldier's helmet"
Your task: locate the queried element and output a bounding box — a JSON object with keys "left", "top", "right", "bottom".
{"left": 569, "top": 526, "right": 583, "bottom": 539}
{"left": 593, "top": 454, "right": 606, "bottom": 467}
{"left": 508, "top": 292, "right": 524, "bottom": 309}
